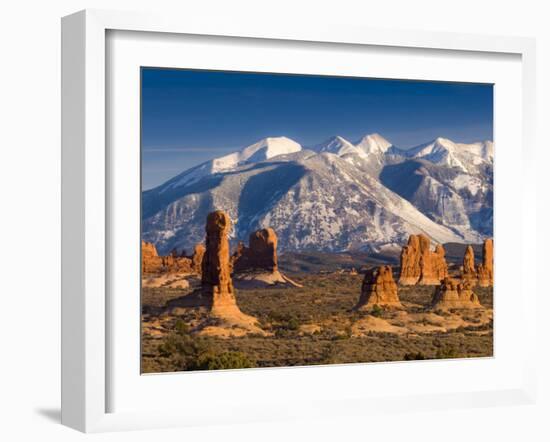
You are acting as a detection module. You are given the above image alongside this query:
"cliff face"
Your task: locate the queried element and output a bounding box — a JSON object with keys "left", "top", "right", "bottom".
{"left": 398, "top": 234, "right": 448, "bottom": 286}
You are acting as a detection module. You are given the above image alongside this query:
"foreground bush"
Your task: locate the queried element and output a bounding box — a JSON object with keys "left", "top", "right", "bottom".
{"left": 193, "top": 352, "right": 255, "bottom": 370}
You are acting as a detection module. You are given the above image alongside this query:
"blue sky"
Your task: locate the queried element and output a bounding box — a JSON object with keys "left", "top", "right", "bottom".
{"left": 142, "top": 68, "right": 493, "bottom": 189}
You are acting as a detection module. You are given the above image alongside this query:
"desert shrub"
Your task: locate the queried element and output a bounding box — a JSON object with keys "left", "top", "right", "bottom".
{"left": 156, "top": 321, "right": 213, "bottom": 370}
{"left": 174, "top": 319, "right": 190, "bottom": 335}
{"left": 286, "top": 317, "right": 300, "bottom": 331}
{"left": 157, "top": 332, "right": 206, "bottom": 360}
{"left": 435, "top": 344, "right": 459, "bottom": 359}
{"left": 193, "top": 352, "right": 255, "bottom": 370}
{"left": 272, "top": 314, "right": 301, "bottom": 337}
{"left": 370, "top": 304, "right": 383, "bottom": 317}
{"left": 404, "top": 352, "right": 427, "bottom": 360}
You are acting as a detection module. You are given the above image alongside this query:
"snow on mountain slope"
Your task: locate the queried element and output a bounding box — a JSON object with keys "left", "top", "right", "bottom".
{"left": 311, "top": 136, "right": 365, "bottom": 158}
{"left": 143, "top": 134, "right": 493, "bottom": 254}
{"left": 406, "top": 137, "right": 468, "bottom": 171}
{"left": 162, "top": 137, "right": 302, "bottom": 191}
{"left": 237, "top": 136, "right": 302, "bottom": 163}
{"left": 380, "top": 158, "right": 492, "bottom": 239}
{"left": 405, "top": 137, "right": 493, "bottom": 173}
{"left": 355, "top": 133, "right": 393, "bottom": 155}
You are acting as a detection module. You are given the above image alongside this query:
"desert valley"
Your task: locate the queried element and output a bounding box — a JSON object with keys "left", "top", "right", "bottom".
{"left": 141, "top": 208, "right": 493, "bottom": 373}
{"left": 141, "top": 133, "right": 494, "bottom": 372}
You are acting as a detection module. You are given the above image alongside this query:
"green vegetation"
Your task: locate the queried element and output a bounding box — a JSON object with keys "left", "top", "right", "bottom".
{"left": 141, "top": 272, "right": 493, "bottom": 373}
{"left": 370, "top": 304, "right": 383, "bottom": 317}
{"left": 194, "top": 352, "right": 254, "bottom": 370}
{"left": 153, "top": 320, "right": 256, "bottom": 371}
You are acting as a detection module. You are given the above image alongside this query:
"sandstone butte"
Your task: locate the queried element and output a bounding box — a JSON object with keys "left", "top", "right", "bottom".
{"left": 141, "top": 240, "right": 203, "bottom": 275}
{"left": 477, "top": 238, "right": 494, "bottom": 287}
{"left": 164, "top": 210, "right": 265, "bottom": 337}
{"left": 460, "top": 239, "right": 494, "bottom": 287}
{"left": 354, "top": 265, "right": 402, "bottom": 310}
{"left": 431, "top": 277, "right": 483, "bottom": 310}
{"left": 398, "top": 234, "right": 448, "bottom": 286}
{"left": 231, "top": 227, "right": 302, "bottom": 287}
{"left": 199, "top": 210, "right": 264, "bottom": 332}
{"left": 462, "top": 244, "right": 477, "bottom": 283}
{"left": 232, "top": 227, "right": 278, "bottom": 273}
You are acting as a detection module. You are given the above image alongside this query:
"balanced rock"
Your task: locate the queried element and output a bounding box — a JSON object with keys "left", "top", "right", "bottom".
{"left": 477, "top": 239, "right": 493, "bottom": 287}
{"left": 354, "top": 265, "right": 402, "bottom": 310}
{"left": 399, "top": 234, "right": 447, "bottom": 285}
{"left": 233, "top": 228, "right": 278, "bottom": 272}
{"left": 432, "top": 277, "right": 482, "bottom": 310}
{"left": 231, "top": 228, "right": 301, "bottom": 287}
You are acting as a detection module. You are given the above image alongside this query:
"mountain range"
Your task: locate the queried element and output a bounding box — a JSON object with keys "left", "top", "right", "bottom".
{"left": 142, "top": 134, "right": 493, "bottom": 255}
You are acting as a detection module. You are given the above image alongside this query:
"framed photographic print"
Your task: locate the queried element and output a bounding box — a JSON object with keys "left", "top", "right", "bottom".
{"left": 61, "top": 9, "right": 537, "bottom": 432}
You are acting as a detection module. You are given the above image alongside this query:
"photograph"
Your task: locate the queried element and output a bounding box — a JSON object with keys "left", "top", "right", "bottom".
{"left": 140, "top": 68, "right": 494, "bottom": 373}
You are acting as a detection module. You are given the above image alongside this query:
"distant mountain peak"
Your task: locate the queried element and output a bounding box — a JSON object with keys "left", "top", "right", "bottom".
{"left": 240, "top": 136, "right": 302, "bottom": 160}
{"left": 311, "top": 135, "right": 359, "bottom": 156}
{"left": 356, "top": 133, "right": 393, "bottom": 155}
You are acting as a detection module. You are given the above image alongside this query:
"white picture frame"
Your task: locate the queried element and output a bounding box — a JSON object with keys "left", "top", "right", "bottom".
{"left": 61, "top": 9, "right": 537, "bottom": 433}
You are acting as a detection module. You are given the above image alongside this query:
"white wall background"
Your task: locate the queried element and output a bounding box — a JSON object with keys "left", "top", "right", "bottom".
{"left": 0, "top": 1, "right": 547, "bottom": 440}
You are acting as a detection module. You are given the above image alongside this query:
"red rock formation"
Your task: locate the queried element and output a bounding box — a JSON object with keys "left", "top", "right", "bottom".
{"left": 201, "top": 211, "right": 237, "bottom": 315}
{"left": 399, "top": 234, "right": 447, "bottom": 285}
{"left": 191, "top": 243, "right": 206, "bottom": 274}
{"left": 249, "top": 228, "right": 278, "bottom": 271}
{"left": 432, "top": 277, "right": 482, "bottom": 310}
{"left": 354, "top": 265, "right": 402, "bottom": 310}
{"left": 462, "top": 245, "right": 478, "bottom": 284}
{"left": 398, "top": 235, "right": 423, "bottom": 285}
{"left": 230, "top": 241, "right": 246, "bottom": 272}
{"left": 434, "top": 244, "right": 449, "bottom": 281}
{"left": 166, "top": 210, "right": 264, "bottom": 336}
{"left": 418, "top": 243, "right": 448, "bottom": 285}
{"left": 142, "top": 241, "right": 160, "bottom": 273}
{"left": 141, "top": 240, "right": 193, "bottom": 275}
{"left": 233, "top": 228, "right": 278, "bottom": 273}
{"left": 477, "top": 238, "right": 494, "bottom": 287}
{"left": 463, "top": 245, "right": 476, "bottom": 274}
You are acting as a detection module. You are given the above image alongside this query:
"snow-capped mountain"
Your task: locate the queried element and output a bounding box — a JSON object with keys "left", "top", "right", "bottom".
{"left": 142, "top": 134, "right": 493, "bottom": 254}
{"left": 311, "top": 136, "right": 361, "bottom": 157}
{"left": 405, "top": 137, "right": 493, "bottom": 173}
{"left": 162, "top": 137, "right": 302, "bottom": 192}
{"left": 380, "top": 137, "right": 493, "bottom": 237}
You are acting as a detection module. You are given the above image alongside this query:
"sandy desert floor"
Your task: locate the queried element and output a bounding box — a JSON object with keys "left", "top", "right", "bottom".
{"left": 141, "top": 270, "right": 493, "bottom": 373}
